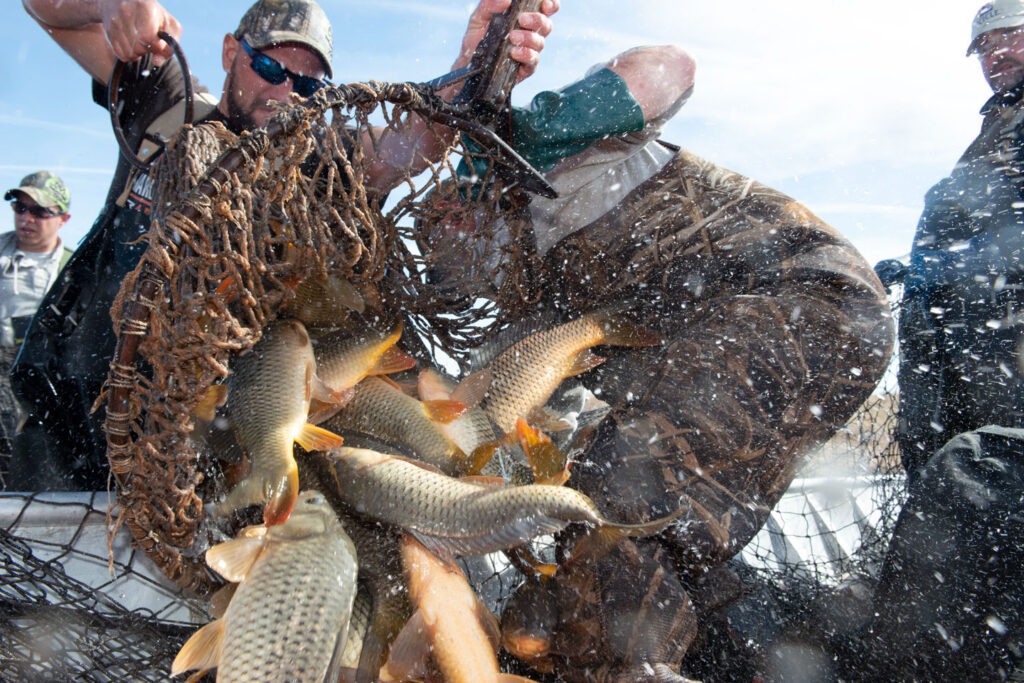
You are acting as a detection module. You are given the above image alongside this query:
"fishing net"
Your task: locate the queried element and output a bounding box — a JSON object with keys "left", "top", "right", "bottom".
{"left": 99, "top": 80, "right": 543, "bottom": 597}
{"left": 1, "top": 74, "right": 910, "bottom": 680}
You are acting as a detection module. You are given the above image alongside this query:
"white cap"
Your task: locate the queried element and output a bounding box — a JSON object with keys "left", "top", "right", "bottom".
{"left": 968, "top": 0, "right": 1024, "bottom": 55}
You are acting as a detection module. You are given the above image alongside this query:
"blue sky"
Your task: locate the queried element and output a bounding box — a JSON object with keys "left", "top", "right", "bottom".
{"left": 1, "top": 1, "right": 992, "bottom": 265}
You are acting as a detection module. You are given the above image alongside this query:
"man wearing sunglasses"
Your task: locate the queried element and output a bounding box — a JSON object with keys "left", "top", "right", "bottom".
{"left": 10, "top": 0, "right": 555, "bottom": 490}
{"left": 0, "top": 171, "right": 74, "bottom": 479}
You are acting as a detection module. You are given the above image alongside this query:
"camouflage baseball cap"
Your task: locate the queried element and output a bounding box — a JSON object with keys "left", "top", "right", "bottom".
{"left": 235, "top": 0, "right": 333, "bottom": 79}
{"left": 4, "top": 171, "right": 70, "bottom": 213}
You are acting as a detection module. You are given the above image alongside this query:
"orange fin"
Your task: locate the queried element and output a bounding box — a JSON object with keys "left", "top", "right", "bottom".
{"left": 422, "top": 399, "right": 468, "bottom": 424}
{"left": 451, "top": 369, "right": 492, "bottom": 408}
{"left": 516, "top": 417, "right": 570, "bottom": 486}
{"left": 307, "top": 397, "right": 345, "bottom": 425}
{"left": 525, "top": 406, "right": 572, "bottom": 433}
{"left": 205, "top": 530, "right": 267, "bottom": 582}
{"left": 368, "top": 345, "right": 417, "bottom": 376}
{"left": 191, "top": 384, "right": 229, "bottom": 422}
{"left": 208, "top": 582, "right": 238, "bottom": 620}
{"left": 468, "top": 442, "right": 500, "bottom": 475}
{"left": 417, "top": 367, "right": 454, "bottom": 402}
{"left": 214, "top": 274, "right": 237, "bottom": 299}
{"left": 311, "top": 375, "right": 354, "bottom": 407}
{"left": 505, "top": 544, "right": 559, "bottom": 580}
{"left": 295, "top": 422, "right": 346, "bottom": 452}
{"left": 380, "top": 609, "right": 431, "bottom": 682}
{"left": 263, "top": 465, "right": 300, "bottom": 526}
{"left": 379, "top": 374, "right": 417, "bottom": 395}
{"left": 565, "top": 349, "right": 605, "bottom": 377}
{"left": 172, "top": 618, "right": 225, "bottom": 676}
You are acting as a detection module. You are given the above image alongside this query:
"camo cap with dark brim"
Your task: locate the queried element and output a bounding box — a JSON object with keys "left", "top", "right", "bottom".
{"left": 235, "top": 0, "right": 334, "bottom": 79}
{"left": 4, "top": 171, "right": 70, "bottom": 213}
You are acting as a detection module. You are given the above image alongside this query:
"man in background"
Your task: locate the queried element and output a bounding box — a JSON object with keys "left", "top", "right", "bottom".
{"left": 0, "top": 171, "right": 73, "bottom": 484}
{"left": 864, "top": 1, "right": 1024, "bottom": 677}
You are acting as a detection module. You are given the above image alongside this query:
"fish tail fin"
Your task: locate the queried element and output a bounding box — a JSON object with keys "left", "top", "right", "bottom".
{"left": 369, "top": 345, "right": 417, "bottom": 376}
{"left": 422, "top": 399, "right": 469, "bottom": 424}
{"left": 515, "top": 417, "right": 570, "bottom": 485}
{"left": 171, "top": 618, "right": 224, "bottom": 676}
{"left": 263, "top": 463, "right": 300, "bottom": 526}
{"left": 595, "top": 311, "right": 662, "bottom": 348}
{"left": 295, "top": 423, "right": 346, "bottom": 452}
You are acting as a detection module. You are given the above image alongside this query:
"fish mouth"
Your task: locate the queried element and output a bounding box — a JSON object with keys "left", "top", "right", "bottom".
{"left": 262, "top": 465, "right": 300, "bottom": 526}
{"left": 502, "top": 632, "right": 553, "bottom": 670}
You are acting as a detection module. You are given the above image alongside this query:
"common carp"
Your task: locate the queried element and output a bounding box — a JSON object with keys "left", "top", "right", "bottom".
{"left": 219, "top": 320, "right": 346, "bottom": 525}
{"left": 478, "top": 310, "right": 660, "bottom": 435}
{"left": 324, "top": 375, "right": 471, "bottom": 474}
{"left": 311, "top": 322, "right": 416, "bottom": 407}
{"left": 418, "top": 367, "right": 507, "bottom": 476}
{"left": 500, "top": 539, "right": 698, "bottom": 683}
{"left": 283, "top": 272, "right": 369, "bottom": 326}
{"left": 172, "top": 490, "right": 359, "bottom": 682}
{"left": 296, "top": 451, "right": 412, "bottom": 683}
{"left": 379, "top": 535, "right": 537, "bottom": 683}
{"left": 329, "top": 446, "right": 683, "bottom": 560}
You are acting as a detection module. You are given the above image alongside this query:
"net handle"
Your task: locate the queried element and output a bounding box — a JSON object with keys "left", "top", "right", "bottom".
{"left": 107, "top": 30, "right": 195, "bottom": 172}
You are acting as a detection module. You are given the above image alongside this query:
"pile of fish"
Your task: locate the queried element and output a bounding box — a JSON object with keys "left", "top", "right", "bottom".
{"left": 170, "top": 275, "right": 686, "bottom": 682}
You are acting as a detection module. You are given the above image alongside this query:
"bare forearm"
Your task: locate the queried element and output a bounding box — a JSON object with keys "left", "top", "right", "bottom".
{"left": 23, "top": 0, "right": 105, "bottom": 28}
{"left": 24, "top": 0, "right": 181, "bottom": 84}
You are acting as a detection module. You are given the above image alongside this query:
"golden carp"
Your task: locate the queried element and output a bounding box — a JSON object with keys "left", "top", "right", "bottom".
{"left": 172, "top": 490, "right": 359, "bottom": 682}
{"left": 479, "top": 311, "right": 660, "bottom": 435}
{"left": 323, "top": 375, "right": 471, "bottom": 474}
{"left": 283, "top": 272, "right": 369, "bottom": 326}
{"left": 220, "top": 319, "right": 346, "bottom": 525}
{"left": 309, "top": 323, "right": 416, "bottom": 420}
{"left": 417, "top": 367, "right": 508, "bottom": 476}
{"left": 380, "top": 535, "right": 537, "bottom": 683}
{"left": 329, "top": 446, "right": 682, "bottom": 560}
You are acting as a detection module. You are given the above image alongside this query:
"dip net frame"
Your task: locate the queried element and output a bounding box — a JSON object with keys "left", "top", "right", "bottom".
{"left": 99, "top": 80, "right": 544, "bottom": 597}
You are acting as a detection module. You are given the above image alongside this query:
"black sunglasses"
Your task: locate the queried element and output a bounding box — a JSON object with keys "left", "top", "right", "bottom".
{"left": 11, "top": 200, "right": 60, "bottom": 219}
{"left": 240, "top": 39, "right": 326, "bottom": 97}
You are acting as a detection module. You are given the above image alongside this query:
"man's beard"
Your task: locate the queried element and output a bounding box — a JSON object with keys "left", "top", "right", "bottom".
{"left": 223, "top": 71, "right": 259, "bottom": 133}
